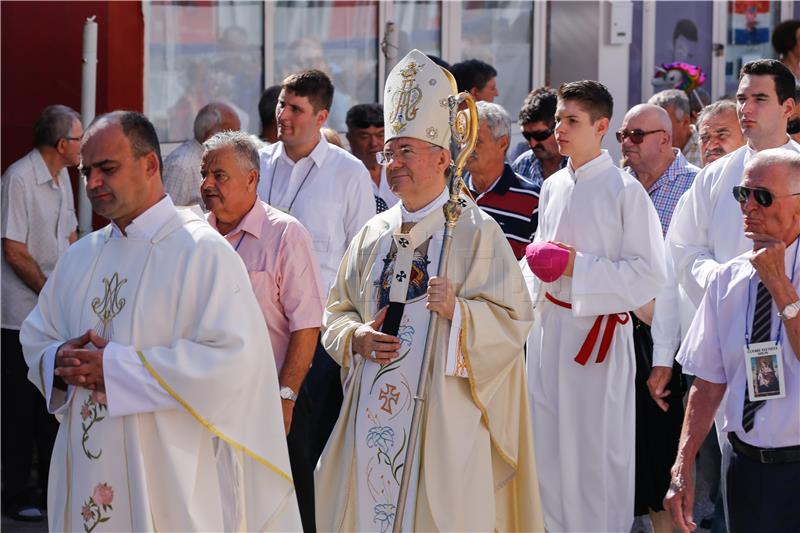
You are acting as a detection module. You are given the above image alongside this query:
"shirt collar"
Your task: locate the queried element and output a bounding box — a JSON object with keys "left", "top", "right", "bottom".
{"left": 567, "top": 150, "right": 613, "bottom": 181}
{"left": 110, "top": 195, "right": 175, "bottom": 240}
{"left": 401, "top": 187, "right": 449, "bottom": 223}
{"left": 743, "top": 136, "right": 795, "bottom": 166}
{"left": 627, "top": 148, "right": 691, "bottom": 193}
{"left": 32, "top": 148, "right": 59, "bottom": 185}
{"left": 276, "top": 132, "right": 329, "bottom": 168}
{"left": 207, "top": 199, "right": 265, "bottom": 240}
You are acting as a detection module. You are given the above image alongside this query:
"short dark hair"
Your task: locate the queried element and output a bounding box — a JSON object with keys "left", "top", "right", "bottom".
{"left": 33, "top": 104, "right": 80, "bottom": 148}
{"left": 346, "top": 103, "right": 383, "bottom": 131}
{"left": 740, "top": 59, "right": 796, "bottom": 104}
{"left": 281, "top": 69, "right": 334, "bottom": 112}
{"left": 450, "top": 59, "right": 497, "bottom": 93}
{"left": 518, "top": 87, "right": 558, "bottom": 125}
{"left": 428, "top": 55, "right": 451, "bottom": 71}
{"left": 258, "top": 85, "right": 281, "bottom": 129}
{"left": 91, "top": 111, "right": 163, "bottom": 174}
{"left": 772, "top": 20, "right": 800, "bottom": 56}
{"left": 557, "top": 80, "right": 613, "bottom": 122}
{"left": 673, "top": 19, "right": 698, "bottom": 44}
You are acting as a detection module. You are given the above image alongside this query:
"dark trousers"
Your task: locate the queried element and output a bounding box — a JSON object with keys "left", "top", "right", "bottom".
{"left": 726, "top": 444, "right": 800, "bottom": 533}
{"left": 304, "top": 340, "right": 343, "bottom": 467}
{"left": 1, "top": 328, "right": 58, "bottom": 510}
{"left": 287, "top": 382, "right": 316, "bottom": 533}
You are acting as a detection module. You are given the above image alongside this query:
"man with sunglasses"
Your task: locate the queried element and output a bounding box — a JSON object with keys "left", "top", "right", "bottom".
{"left": 619, "top": 103, "right": 699, "bottom": 532}
{"left": 345, "top": 103, "right": 398, "bottom": 213}
{"left": 665, "top": 149, "right": 800, "bottom": 532}
{"left": 1, "top": 104, "right": 81, "bottom": 521}
{"left": 512, "top": 87, "right": 567, "bottom": 188}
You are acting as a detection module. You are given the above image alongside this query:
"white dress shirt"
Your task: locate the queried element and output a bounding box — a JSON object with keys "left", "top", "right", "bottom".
{"left": 162, "top": 138, "right": 205, "bottom": 208}
{"left": 258, "top": 134, "right": 374, "bottom": 292}
{"left": 678, "top": 245, "right": 800, "bottom": 449}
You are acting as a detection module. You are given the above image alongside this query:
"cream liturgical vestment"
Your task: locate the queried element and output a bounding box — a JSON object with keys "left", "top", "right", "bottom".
{"left": 524, "top": 151, "right": 666, "bottom": 532}
{"left": 21, "top": 199, "right": 301, "bottom": 531}
{"left": 317, "top": 190, "right": 543, "bottom": 532}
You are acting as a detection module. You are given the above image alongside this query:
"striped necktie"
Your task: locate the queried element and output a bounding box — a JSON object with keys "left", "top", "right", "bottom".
{"left": 742, "top": 281, "right": 772, "bottom": 432}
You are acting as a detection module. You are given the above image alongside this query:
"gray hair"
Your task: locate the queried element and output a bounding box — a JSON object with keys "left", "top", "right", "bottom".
{"left": 476, "top": 101, "right": 512, "bottom": 146}
{"left": 33, "top": 105, "right": 80, "bottom": 148}
{"left": 648, "top": 89, "right": 691, "bottom": 121}
{"left": 203, "top": 130, "right": 259, "bottom": 173}
{"left": 194, "top": 102, "right": 239, "bottom": 143}
{"left": 746, "top": 148, "right": 800, "bottom": 190}
{"left": 697, "top": 99, "right": 738, "bottom": 129}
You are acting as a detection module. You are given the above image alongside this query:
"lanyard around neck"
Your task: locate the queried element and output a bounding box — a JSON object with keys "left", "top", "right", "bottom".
{"left": 268, "top": 155, "right": 316, "bottom": 212}
{"left": 745, "top": 238, "right": 800, "bottom": 348}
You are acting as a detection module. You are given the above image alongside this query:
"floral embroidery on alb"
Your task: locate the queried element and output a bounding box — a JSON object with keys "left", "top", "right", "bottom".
{"left": 82, "top": 482, "right": 114, "bottom": 532}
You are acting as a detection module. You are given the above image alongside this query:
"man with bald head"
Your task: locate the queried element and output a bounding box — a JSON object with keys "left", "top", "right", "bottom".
{"left": 620, "top": 102, "right": 699, "bottom": 531}
{"left": 163, "top": 101, "right": 240, "bottom": 208}
{"left": 19, "top": 111, "right": 301, "bottom": 531}
{"left": 665, "top": 149, "right": 800, "bottom": 532}
{"left": 697, "top": 100, "right": 746, "bottom": 167}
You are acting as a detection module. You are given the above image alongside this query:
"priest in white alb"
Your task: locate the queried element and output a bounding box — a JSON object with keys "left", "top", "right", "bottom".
{"left": 316, "top": 50, "right": 543, "bottom": 532}
{"left": 523, "top": 81, "right": 666, "bottom": 532}
{"left": 20, "top": 111, "right": 301, "bottom": 532}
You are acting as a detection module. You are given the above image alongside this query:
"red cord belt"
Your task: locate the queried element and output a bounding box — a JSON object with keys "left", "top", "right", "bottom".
{"left": 545, "top": 292, "right": 630, "bottom": 365}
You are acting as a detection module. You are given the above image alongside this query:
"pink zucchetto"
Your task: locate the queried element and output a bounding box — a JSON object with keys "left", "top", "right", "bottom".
{"left": 525, "top": 242, "right": 569, "bottom": 282}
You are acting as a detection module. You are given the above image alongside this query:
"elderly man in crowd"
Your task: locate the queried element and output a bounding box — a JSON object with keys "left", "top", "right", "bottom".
{"left": 450, "top": 58, "right": 499, "bottom": 102}
{"left": 316, "top": 49, "right": 542, "bottom": 533}
{"left": 20, "top": 111, "right": 300, "bottom": 531}
{"left": 345, "top": 103, "right": 397, "bottom": 213}
{"left": 619, "top": 103, "right": 699, "bottom": 533}
{"left": 258, "top": 69, "right": 374, "bottom": 477}
{"left": 202, "top": 130, "right": 324, "bottom": 533}
{"left": 665, "top": 149, "right": 800, "bottom": 533}
{"left": 163, "top": 101, "right": 240, "bottom": 208}
{"left": 464, "top": 101, "right": 539, "bottom": 259}
{"left": 511, "top": 87, "right": 567, "bottom": 186}
{"left": 1, "top": 104, "right": 81, "bottom": 521}
{"left": 697, "top": 99, "right": 746, "bottom": 166}
{"left": 650, "top": 89, "right": 702, "bottom": 167}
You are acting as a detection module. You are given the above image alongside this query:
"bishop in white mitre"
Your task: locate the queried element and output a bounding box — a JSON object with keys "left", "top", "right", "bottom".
{"left": 315, "top": 50, "right": 544, "bottom": 533}
{"left": 20, "top": 111, "right": 301, "bottom": 532}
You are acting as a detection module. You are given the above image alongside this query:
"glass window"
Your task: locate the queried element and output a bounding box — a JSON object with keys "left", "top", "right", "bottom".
{"left": 273, "top": 1, "right": 379, "bottom": 132}
{"left": 145, "top": 1, "right": 264, "bottom": 143}
{"left": 460, "top": 1, "right": 532, "bottom": 117}
{"left": 652, "top": 2, "right": 713, "bottom": 101}
{"left": 394, "top": 0, "right": 442, "bottom": 58}
{"left": 725, "top": 1, "right": 783, "bottom": 96}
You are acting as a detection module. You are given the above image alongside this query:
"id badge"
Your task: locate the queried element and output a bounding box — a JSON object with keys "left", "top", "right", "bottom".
{"left": 744, "top": 341, "right": 787, "bottom": 401}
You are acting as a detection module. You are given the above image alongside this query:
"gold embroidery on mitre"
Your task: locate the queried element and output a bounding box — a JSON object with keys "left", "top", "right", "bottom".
{"left": 389, "top": 60, "right": 424, "bottom": 135}
{"left": 90, "top": 272, "right": 127, "bottom": 340}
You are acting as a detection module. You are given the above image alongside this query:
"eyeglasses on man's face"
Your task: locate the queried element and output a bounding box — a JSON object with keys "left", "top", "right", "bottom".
{"left": 615, "top": 128, "right": 665, "bottom": 145}
{"left": 522, "top": 128, "right": 554, "bottom": 142}
{"left": 375, "top": 145, "right": 439, "bottom": 166}
{"left": 732, "top": 185, "right": 800, "bottom": 208}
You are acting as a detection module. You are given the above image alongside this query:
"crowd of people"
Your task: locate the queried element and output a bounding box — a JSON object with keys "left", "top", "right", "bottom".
{"left": 2, "top": 34, "right": 800, "bottom": 533}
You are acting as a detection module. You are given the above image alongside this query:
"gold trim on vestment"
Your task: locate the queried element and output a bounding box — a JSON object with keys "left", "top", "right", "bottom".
{"left": 456, "top": 300, "right": 519, "bottom": 472}
{"left": 135, "top": 351, "right": 294, "bottom": 486}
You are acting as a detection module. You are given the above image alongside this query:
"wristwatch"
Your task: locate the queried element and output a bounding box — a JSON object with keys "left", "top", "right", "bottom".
{"left": 279, "top": 386, "right": 298, "bottom": 402}
{"left": 778, "top": 300, "right": 800, "bottom": 321}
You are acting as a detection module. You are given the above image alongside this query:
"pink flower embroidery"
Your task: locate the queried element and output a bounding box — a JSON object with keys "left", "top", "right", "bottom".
{"left": 90, "top": 390, "right": 107, "bottom": 406}
{"left": 80, "top": 404, "right": 91, "bottom": 421}
{"left": 92, "top": 483, "right": 114, "bottom": 506}
{"left": 81, "top": 504, "right": 92, "bottom": 521}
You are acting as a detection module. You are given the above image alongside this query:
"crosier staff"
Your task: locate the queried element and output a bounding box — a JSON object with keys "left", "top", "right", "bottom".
{"left": 392, "top": 72, "right": 478, "bottom": 533}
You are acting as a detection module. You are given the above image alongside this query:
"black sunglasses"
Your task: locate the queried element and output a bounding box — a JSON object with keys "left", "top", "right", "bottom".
{"left": 522, "top": 128, "right": 554, "bottom": 142}
{"left": 351, "top": 120, "right": 383, "bottom": 129}
{"left": 732, "top": 185, "right": 800, "bottom": 207}
{"left": 615, "top": 128, "right": 665, "bottom": 144}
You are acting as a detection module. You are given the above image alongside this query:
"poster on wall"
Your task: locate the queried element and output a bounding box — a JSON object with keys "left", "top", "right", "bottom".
{"left": 730, "top": 1, "right": 771, "bottom": 45}
{"left": 653, "top": 2, "right": 714, "bottom": 96}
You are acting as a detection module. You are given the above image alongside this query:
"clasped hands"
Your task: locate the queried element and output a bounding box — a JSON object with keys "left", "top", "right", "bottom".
{"left": 352, "top": 276, "right": 454, "bottom": 366}
{"left": 54, "top": 329, "right": 107, "bottom": 392}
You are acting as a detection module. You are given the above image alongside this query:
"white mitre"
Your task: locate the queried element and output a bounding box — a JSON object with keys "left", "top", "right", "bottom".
{"left": 384, "top": 49, "right": 456, "bottom": 149}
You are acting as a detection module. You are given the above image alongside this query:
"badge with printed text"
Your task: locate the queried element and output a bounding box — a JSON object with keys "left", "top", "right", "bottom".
{"left": 744, "top": 342, "right": 786, "bottom": 401}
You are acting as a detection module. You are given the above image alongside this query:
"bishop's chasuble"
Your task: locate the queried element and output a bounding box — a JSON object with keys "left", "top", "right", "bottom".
{"left": 317, "top": 189, "right": 544, "bottom": 532}
{"left": 524, "top": 151, "right": 666, "bottom": 532}
{"left": 21, "top": 199, "right": 301, "bottom": 532}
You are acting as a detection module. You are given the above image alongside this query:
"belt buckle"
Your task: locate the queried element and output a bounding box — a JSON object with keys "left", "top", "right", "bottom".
{"left": 760, "top": 448, "right": 774, "bottom": 464}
